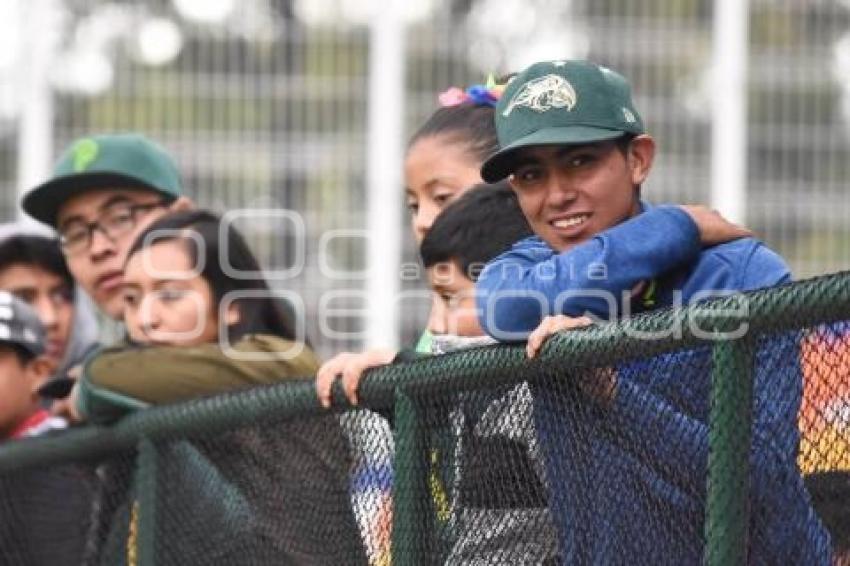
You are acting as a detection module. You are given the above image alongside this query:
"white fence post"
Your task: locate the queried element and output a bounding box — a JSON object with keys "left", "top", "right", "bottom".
{"left": 365, "top": 1, "right": 404, "bottom": 349}
{"left": 711, "top": 0, "right": 750, "bottom": 224}
{"left": 17, "top": 0, "right": 59, "bottom": 224}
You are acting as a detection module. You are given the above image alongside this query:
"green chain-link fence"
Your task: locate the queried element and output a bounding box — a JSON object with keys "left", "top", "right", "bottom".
{"left": 1, "top": 271, "right": 849, "bottom": 565}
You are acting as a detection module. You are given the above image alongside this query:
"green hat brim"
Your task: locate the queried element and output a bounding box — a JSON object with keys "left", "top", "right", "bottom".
{"left": 481, "top": 125, "right": 629, "bottom": 183}
{"left": 22, "top": 172, "right": 174, "bottom": 228}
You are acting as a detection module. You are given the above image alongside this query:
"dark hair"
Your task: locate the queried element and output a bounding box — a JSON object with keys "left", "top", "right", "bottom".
{"left": 0, "top": 343, "right": 35, "bottom": 366}
{"left": 805, "top": 471, "right": 850, "bottom": 554}
{"left": 615, "top": 133, "right": 637, "bottom": 157}
{"left": 0, "top": 235, "right": 74, "bottom": 290}
{"left": 408, "top": 103, "right": 499, "bottom": 165}
{"left": 126, "top": 210, "right": 297, "bottom": 343}
{"left": 420, "top": 181, "right": 532, "bottom": 281}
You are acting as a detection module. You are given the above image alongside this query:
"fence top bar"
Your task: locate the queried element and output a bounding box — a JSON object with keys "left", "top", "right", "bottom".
{"left": 1, "top": 270, "right": 848, "bottom": 472}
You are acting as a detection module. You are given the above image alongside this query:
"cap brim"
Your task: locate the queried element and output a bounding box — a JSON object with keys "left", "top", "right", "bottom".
{"left": 37, "top": 376, "right": 75, "bottom": 399}
{"left": 481, "top": 125, "right": 628, "bottom": 183}
{"left": 22, "top": 172, "right": 168, "bottom": 228}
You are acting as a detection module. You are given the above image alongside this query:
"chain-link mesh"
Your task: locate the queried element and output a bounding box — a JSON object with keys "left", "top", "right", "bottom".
{"left": 0, "top": 273, "right": 848, "bottom": 565}
{"left": 800, "top": 320, "right": 850, "bottom": 562}
{"left": 0, "top": 451, "right": 135, "bottom": 565}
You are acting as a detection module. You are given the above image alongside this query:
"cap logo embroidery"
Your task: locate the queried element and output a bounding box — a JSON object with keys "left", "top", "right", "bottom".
{"left": 73, "top": 138, "right": 99, "bottom": 172}
{"left": 622, "top": 107, "right": 636, "bottom": 123}
{"left": 502, "top": 74, "right": 577, "bottom": 117}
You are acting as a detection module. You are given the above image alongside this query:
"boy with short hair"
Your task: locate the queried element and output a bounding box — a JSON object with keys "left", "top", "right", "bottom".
{"left": 419, "top": 182, "right": 561, "bottom": 564}
{"left": 476, "top": 59, "right": 829, "bottom": 563}
{"left": 318, "top": 182, "right": 560, "bottom": 564}
{"left": 0, "top": 291, "right": 64, "bottom": 441}
{"left": 316, "top": 181, "right": 539, "bottom": 403}
{"left": 0, "top": 228, "right": 100, "bottom": 396}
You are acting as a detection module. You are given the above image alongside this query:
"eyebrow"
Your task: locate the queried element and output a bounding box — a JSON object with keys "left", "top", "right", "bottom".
{"left": 152, "top": 279, "right": 189, "bottom": 288}
{"left": 430, "top": 281, "right": 461, "bottom": 294}
{"left": 513, "top": 144, "right": 604, "bottom": 169}
{"left": 511, "top": 152, "right": 543, "bottom": 170}
{"left": 120, "top": 281, "right": 141, "bottom": 293}
{"left": 58, "top": 196, "right": 135, "bottom": 230}
{"left": 7, "top": 286, "right": 36, "bottom": 296}
{"left": 407, "top": 176, "right": 462, "bottom": 197}
{"left": 99, "top": 195, "right": 135, "bottom": 212}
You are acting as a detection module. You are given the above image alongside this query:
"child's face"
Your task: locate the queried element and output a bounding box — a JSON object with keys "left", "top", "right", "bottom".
{"left": 122, "top": 240, "right": 222, "bottom": 347}
{"left": 507, "top": 137, "right": 654, "bottom": 252}
{"left": 0, "top": 264, "right": 74, "bottom": 366}
{"left": 426, "top": 261, "right": 484, "bottom": 337}
{"left": 0, "top": 346, "right": 49, "bottom": 438}
{"left": 404, "top": 134, "right": 483, "bottom": 244}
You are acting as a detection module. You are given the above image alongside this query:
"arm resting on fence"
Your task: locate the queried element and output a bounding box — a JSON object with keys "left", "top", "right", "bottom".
{"left": 78, "top": 334, "right": 319, "bottom": 423}
{"left": 476, "top": 205, "right": 701, "bottom": 336}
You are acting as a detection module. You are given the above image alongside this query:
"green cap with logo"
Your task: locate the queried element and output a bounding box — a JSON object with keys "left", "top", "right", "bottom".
{"left": 481, "top": 60, "right": 645, "bottom": 182}
{"left": 22, "top": 133, "right": 183, "bottom": 227}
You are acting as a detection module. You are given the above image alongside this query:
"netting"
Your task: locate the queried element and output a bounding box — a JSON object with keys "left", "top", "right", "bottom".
{"left": 0, "top": 272, "right": 849, "bottom": 565}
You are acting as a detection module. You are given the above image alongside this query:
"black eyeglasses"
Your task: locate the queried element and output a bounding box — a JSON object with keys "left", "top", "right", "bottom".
{"left": 59, "top": 200, "right": 168, "bottom": 255}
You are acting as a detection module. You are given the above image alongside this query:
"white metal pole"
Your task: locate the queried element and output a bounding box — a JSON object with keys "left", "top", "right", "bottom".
{"left": 365, "top": 1, "right": 404, "bottom": 350}
{"left": 17, "top": 0, "right": 59, "bottom": 226}
{"left": 711, "top": 0, "right": 749, "bottom": 224}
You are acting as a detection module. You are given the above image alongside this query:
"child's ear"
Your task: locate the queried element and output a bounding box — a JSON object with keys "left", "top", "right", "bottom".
{"left": 26, "top": 356, "right": 55, "bottom": 395}
{"left": 224, "top": 303, "right": 240, "bottom": 327}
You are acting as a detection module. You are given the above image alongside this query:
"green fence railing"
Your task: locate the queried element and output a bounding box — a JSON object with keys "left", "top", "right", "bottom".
{"left": 0, "top": 270, "right": 849, "bottom": 565}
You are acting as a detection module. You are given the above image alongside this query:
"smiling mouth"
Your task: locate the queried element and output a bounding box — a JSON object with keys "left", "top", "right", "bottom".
{"left": 551, "top": 214, "right": 590, "bottom": 229}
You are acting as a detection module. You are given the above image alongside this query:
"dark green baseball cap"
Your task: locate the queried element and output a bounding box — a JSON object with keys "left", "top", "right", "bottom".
{"left": 481, "top": 60, "right": 645, "bottom": 182}
{"left": 22, "top": 133, "right": 183, "bottom": 227}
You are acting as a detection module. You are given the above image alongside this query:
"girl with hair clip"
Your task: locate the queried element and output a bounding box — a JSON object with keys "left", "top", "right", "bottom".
{"left": 71, "top": 210, "right": 367, "bottom": 565}
{"left": 316, "top": 78, "right": 511, "bottom": 565}
{"left": 317, "top": 76, "right": 511, "bottom": 401}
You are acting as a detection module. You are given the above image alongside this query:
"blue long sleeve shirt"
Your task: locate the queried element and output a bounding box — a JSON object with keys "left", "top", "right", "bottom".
{"left": 475, "top": 204, "right": 831, "bottom": 564}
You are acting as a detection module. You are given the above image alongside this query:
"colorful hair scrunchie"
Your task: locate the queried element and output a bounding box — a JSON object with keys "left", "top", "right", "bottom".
{"left": 437, "top": 74, "right": 506, "bottom": 108}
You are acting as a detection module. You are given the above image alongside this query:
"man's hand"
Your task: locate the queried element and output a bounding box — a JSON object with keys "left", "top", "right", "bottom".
{"left": 679, "top": 205, "right": 753, "bottom": 246}
{"left": 315, "top": 349, "right": 397, "bottom": 408}
{"left": 526, "top": 315, "right": 593, "bottom": 359}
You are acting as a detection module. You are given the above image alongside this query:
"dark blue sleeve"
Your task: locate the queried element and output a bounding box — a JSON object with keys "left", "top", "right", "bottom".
{"left": 476, "top": 206, "right": 701, "bottom": 339}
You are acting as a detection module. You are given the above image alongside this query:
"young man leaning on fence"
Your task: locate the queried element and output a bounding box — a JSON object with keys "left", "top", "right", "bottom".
{"left": 475, "top": 60, "right": 832, "bottom": 563}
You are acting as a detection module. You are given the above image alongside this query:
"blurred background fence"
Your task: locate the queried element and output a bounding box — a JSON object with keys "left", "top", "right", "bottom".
{"left": 0, "top": 0, "right": 849, "bottom": 356}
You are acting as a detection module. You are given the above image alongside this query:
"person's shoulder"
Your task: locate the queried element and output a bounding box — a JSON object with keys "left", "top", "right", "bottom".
{"left": 238, "top": 334, "right": 321, "bottom": 375}
{"left": 700, "top": 238, "right": 787, "bottom": 270}
{"left": 692, "top": 237, "right": 791, "bottom": 290}
{"left": 491, "top": 235, "right": 552, "bottom": 262}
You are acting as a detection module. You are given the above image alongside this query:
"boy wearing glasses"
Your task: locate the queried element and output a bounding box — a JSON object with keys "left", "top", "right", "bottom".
{"left": 22, "top": 133, "right": 191, "bottom": 321}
